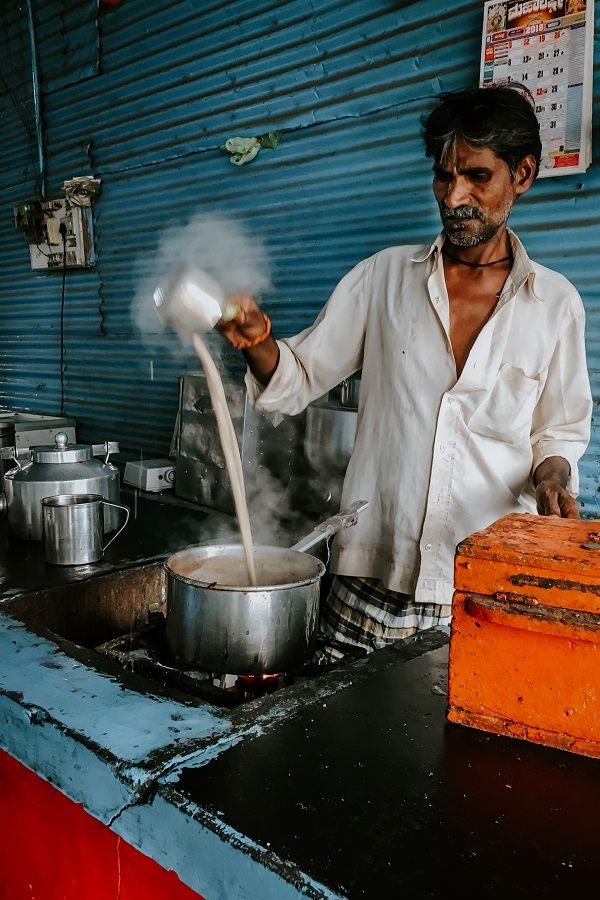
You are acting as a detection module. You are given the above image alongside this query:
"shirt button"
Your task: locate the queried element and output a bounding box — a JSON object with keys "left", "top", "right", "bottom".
{"left": 425, "top": 543, "right": 433, "bottom": 551}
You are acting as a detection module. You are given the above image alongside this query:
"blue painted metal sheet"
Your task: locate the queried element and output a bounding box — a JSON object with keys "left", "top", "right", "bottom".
{"left": 34, "top": 1, "right": 98, "bottom": 94}
{"left": 0, "top": 0, "right": 599, "bottom": 513}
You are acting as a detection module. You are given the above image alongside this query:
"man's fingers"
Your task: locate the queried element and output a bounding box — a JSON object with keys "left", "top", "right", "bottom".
{"left": 231, "top": 294, "right": 257, "bottom": 317}
{"left": 549, "top": 497, "right": 562, "bottom": 516}
{"left": 559, "top": 494, "right": 580, "bottom": 520}
{"left": 537, "top": 483, "right": 580, "bottom": 520}
{"left": 215, "top": 294, "right": 268, "bottom": 349}
{"left": 538, "top": 490, "right": 561, "bottom": 517}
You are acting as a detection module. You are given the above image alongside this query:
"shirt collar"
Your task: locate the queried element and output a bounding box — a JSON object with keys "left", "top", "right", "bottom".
{"left": 410, "top": 229, "right": 543, "bottom": 301}
{"left": 505, "top": 229, "right": 543, "bottom": 301}
{"left": 410, "top": 234, "right": 444, "bottom": 264}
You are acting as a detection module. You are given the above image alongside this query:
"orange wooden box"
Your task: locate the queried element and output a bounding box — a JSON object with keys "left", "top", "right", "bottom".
{"left": 448, "top": 513, "right": 600, "bottom": 758}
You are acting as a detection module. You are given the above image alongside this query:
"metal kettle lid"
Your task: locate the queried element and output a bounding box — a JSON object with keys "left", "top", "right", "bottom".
{"left": 31, "top": 431, "right": 92, "bottom": 464}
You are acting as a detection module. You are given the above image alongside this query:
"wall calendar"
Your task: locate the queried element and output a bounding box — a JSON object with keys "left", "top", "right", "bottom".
{"left": 481, "top": 1, "right": 594, "bottom": 176}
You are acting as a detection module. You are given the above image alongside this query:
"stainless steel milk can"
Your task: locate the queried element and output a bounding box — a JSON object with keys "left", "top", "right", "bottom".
{"left": 2, "top": 432, "right": 121, "bottom": 540}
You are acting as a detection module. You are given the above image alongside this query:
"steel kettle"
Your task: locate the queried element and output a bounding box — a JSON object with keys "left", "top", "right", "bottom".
{"left": 1, "top": 432, "right": 121, "bottom": 541}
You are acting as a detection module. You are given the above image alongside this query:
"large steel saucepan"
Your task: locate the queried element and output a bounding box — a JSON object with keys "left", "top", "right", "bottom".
{"left": 165, "top": 501, "right": 368, "bottom": 675}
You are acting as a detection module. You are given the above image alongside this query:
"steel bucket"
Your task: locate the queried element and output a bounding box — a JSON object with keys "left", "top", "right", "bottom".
{"left": 165, "top": 501, "right": 368, "bottom": 674}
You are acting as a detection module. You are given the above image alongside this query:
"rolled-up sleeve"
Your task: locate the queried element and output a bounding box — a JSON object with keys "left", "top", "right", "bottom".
{"left": 530, "top": 311, "right": 592, "bottom": 496}
{"left": 245, "top": 261, "right": 368, "bottom": 416}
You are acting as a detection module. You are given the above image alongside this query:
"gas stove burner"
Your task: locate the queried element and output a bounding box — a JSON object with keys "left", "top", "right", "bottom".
{"left": 237, "top": 673, "right": 283, "bottom": 684}
{"left": 235, "top": 672, "right": 290, "bottom": 697}
{"left": 95, "top": 620, "right": 304, "bottom": 709}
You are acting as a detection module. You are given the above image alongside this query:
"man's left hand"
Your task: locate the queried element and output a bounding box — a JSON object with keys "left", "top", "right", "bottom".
{"left": 535, "top": 479, "right": 580, "bottom": 519}
{"left": 533, "top": 456, "right": 579, "bottom": 519}
{"left": 533, "top": 455, "right": 579, "bottom": 519}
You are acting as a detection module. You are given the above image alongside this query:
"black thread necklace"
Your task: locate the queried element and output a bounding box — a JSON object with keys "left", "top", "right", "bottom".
{"left": 444, "top": 247, "right": 513, "bottom": 269}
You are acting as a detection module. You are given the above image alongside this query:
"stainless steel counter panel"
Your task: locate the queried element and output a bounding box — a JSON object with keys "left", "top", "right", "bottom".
{"left": 0, "top": 410, "right": 76, "bottom": 450}
{"left": 174, "top": 373, "right": 357, "bottom": 518}
{"left": 175, "top": 373, "right": 304, "bottom": 515}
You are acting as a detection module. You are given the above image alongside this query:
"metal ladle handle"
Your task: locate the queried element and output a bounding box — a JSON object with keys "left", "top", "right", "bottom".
{"left": 289, "top": 500, "right": 369, "bottom": 554}
{"left": 101, "top": 500, "right": 130, "bottom": 552}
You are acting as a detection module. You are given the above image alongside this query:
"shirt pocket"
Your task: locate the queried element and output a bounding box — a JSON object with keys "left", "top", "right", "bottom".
{"left": 467, "top": 364, "right": 540, "bottom": 444}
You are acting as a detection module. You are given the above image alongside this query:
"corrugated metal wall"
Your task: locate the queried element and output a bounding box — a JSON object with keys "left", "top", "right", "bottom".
{"left": 1, "top": 0, "right": 599, "bottom": 512}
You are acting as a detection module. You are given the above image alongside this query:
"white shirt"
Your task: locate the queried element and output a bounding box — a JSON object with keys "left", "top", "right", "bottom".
{"left": 246, "top": 231, "right": 592, "bottom": 605}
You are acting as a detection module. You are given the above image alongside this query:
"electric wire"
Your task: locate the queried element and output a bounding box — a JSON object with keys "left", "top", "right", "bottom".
{"left": 59, "top": 226, "right": 67, "bottom": 416}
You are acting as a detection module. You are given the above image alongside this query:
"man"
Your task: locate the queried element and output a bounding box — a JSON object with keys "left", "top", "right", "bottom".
{"left": 219, "top": 85, "right": 592, "bottom": 659}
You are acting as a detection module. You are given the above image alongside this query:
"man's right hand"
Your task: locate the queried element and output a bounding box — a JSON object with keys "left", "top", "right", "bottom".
{"left": 217, "top": 294, "right": 280, "bottom": 386}
{"left": 217, "top": 294, "right": 267, "bottom": 347}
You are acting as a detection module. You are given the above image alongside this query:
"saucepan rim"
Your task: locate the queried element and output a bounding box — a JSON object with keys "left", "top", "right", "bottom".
{"left": 165, "top": 540, "right": 326, "bottom": 592}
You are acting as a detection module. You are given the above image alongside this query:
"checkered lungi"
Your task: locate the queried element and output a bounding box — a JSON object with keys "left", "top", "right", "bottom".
{"left": 318, "top": 575, "right": 451, "bottom": 662}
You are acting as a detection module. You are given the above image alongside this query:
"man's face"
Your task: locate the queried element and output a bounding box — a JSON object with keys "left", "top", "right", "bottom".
{"left": 433, "top": 139, "right": 523, "bottom": 247}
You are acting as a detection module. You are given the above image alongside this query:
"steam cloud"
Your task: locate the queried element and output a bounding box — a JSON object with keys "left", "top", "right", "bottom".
{"left": 132, "top": 212, "right": 272, "bottom": 350}
{"left": 131, "top": 211, "right": 324, "bottom": 553}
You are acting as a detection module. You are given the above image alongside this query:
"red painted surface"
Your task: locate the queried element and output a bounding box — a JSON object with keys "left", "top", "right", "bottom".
{"left": 0, "top": 748, "right": 205, "bottom": 900}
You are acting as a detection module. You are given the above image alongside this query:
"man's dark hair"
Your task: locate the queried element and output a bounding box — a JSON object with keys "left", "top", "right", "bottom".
{"left": 422, "top": 84, "right": 542, "bottom": 180}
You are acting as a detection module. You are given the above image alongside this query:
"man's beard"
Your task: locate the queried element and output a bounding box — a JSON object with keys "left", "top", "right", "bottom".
{"left": 440, "top": 201, "right": 512, "bottom": 247}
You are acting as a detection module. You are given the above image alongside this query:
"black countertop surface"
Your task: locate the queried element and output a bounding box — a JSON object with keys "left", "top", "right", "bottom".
{"left": 173, "top": 631, "right": 600, "bottom": 899}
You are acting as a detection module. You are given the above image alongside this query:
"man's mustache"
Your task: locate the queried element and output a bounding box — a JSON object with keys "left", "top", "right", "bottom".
{"left": 440, "top": 205, "right": 485, "bottom": 222}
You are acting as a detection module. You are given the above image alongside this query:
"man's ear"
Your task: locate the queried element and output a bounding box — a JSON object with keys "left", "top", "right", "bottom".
{"left": 514, "top": 154, "right": 537, "bottom": 197}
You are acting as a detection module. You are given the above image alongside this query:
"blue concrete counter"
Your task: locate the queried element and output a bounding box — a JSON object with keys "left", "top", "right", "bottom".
{"left": 0, "top": 491, "right": 359, "bottom": 898}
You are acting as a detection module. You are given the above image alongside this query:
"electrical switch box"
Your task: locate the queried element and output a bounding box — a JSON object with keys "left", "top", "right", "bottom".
{"left": 14, "top": 198, "right": 95, "bottom": 271}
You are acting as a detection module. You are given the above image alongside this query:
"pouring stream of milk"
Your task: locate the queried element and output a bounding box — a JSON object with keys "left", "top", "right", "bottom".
{"left": 192, "top": 333, "right": 258, "bottom": 586}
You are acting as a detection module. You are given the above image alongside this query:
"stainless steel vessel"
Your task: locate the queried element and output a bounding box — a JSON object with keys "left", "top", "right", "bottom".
{"left": 167, "top": 543, "right": 324, "bottom": 674}
{"left": 0, "top": 421, "right": 15, "bottom": 494}
{"left": 304, "top": 400, "right": 358, "bottom": 474}
{"left": 0, "top": 421, "right": 15, "bottom": 449}
{"left": 339, "top": 376, "right": 361, "bottom": 409}
{"left": 41, "top": 493, "right": 130, "bottom": 566}
{"left": 165, "top": 502, "right": 368, "bottom": 674}
{"left": 3, "top": 432, "right": 121, "bottom": 541}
